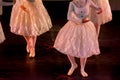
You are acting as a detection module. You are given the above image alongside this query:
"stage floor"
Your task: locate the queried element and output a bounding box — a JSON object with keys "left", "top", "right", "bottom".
{"left": 0, "top": 2, "right": 120, "bottom": 80}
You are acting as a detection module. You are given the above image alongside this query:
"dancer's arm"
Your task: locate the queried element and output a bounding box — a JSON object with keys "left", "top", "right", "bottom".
{"left": 90, "top": 0, "right": 102, "bottom": 14}
{"left": 20, "top": 5, "right": 29, "bottom": 14}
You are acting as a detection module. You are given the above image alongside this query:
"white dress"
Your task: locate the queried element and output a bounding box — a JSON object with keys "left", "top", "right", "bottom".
{"left": 54, "top": 0, "right": 100, "bottom": 58}
{"left": 90, "top": 0, "right": 112, "bottom": 25}
{"left": 10, "top": 0, "right": 52, "bottom": 36}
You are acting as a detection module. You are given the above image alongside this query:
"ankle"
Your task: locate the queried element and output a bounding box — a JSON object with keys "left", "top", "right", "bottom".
{"left": 81, "top": 69, "right": 85, "bottom": 72}
{"left": 72, "top": 63, "right": 77, "bottom": 67}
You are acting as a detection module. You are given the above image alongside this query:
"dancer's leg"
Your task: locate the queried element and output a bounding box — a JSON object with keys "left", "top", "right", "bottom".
{"left": 24, "top": 36, "right": 30, "bottom": 53}
{"left": 29, "top": 36, "right": 37, "bottom": 58}
{"left": 80, "top": 58, "right": 88, "bottom": 77}
{"left": 94, "top": 23, "right": 101, "bottom": 36}
{"left": 33, "top": 36, "right": 37, "bottom": 47}
{"left": 67, "top": 55, "right": 78, "bottom": 75}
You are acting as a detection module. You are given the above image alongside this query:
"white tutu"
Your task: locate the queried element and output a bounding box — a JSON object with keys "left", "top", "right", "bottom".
{"left": 90, "top": 0, "right": 112, "bottom": 25}
{"left": 54, "top": 21, "right": 100, "bottom": 58}
{"left": 10, "top": 0, "right": 52, "bottom": 36}
{"left": 0, "top": 22, "right": 5, "bottom": 43}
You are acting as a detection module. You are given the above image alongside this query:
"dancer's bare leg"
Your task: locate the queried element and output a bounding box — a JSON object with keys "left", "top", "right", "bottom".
{"left": 33, "top": 36, "right": 37, "bottom": 48}
{"left": 96, "top": 25, "right": 101, "bottom": 36}
{"left": 80, "top": 58, "right": 88, "bottom": 77}
{"left": 24, "top": 36, "right": 30, "bottom": 53}
{"left": 67, "top": 55, "right": 78, "bottom": 75}
{"left": 29, "top": 36, "right": 37, "bottom": 58}
{"left": 94, "top": 23, "right": 101, "bottom": 36}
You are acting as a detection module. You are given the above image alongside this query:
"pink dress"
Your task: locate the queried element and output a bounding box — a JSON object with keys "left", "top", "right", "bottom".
{"left": 0, "top": 1, "right": 13, "bottom": 43}
{"left": 10, "top": 0, "right": 52, "bottom": 36}
{"left": 90, "top": 0, "right": 112, "bottom": 25}
{"left": 0, "top": 22, "right": 5, "bottom": 43}
{"left": 54, "top": 0, "right": 100, "bottom": 58}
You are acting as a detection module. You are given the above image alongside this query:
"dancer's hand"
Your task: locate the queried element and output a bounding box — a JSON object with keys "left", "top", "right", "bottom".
{"left": 97, "top": 8, "right": 102, "bottom": 14}
{"left": 20, "top": 5, "right": 29, "bottom": 14}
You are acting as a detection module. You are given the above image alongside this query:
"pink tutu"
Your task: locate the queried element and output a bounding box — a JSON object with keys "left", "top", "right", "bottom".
{"left": 54, "top": 21, "right": 100, "bottom": 58}
{"left": 10, "top": 0, "right": 52, "bottom": 36}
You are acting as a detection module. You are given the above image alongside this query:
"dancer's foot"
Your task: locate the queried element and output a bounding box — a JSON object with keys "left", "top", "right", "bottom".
{"left": 67, "top": 64, "right": 78, "bottom": 75}
{"left": 29, "top": 51, "right": 35, "bottom": 58}
{"left": 81, "top": 70, "right": 88, "bottom": 77}
{"left": 29, "top": 48, "right": 35, "bottom": 58}
{"left": 26, "top": 44, "right": 30, "bottom": 53}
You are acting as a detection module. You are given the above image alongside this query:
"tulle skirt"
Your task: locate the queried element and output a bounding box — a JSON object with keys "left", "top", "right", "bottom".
{"left": 54, "top": 21, "right": 100, "bottom": 58}
{"left": 0, "top": 22, "right": 5, "bottom": 43}
{"left": 10, "top": 0, "right": 52, "bottom": 36}
{"left": 90, "top": 0, "right": 112, "bottom": 25}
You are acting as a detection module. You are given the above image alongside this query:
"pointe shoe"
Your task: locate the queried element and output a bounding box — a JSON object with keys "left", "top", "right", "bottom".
{"left": 81, "top": 70, "right": 88, "bottom": 77}
{"left": 67, "top": 64, "right": 78, "bottom": 75}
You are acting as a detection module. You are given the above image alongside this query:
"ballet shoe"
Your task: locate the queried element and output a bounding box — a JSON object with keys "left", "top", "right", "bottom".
{"left": 67, "top": 64, "right": 78, "bottom": 75}
{"left": 81, "top": 70, "right": 88, "bottom": 77}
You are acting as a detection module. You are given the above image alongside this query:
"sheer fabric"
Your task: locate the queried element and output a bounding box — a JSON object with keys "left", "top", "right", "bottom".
{"left": 90, "top": 0, "right": 112, "bottom": 25}
{"left": 10, "top": 0, "right": 52, "bottom": 36}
